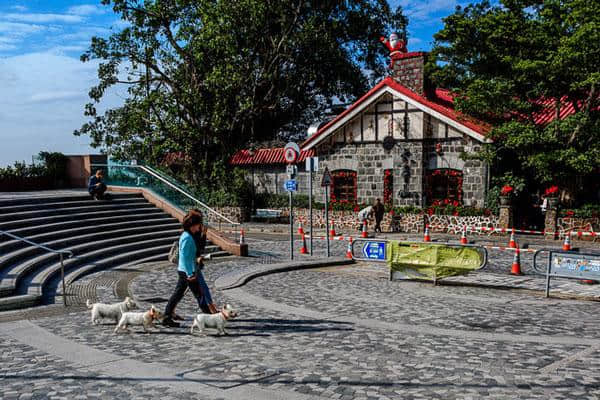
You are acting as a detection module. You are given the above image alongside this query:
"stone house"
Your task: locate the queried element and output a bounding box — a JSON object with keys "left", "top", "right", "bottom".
{"left": 231, "top": 48, "right": 492, "bottom": 208}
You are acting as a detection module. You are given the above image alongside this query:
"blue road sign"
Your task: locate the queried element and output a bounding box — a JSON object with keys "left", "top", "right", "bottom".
{"left": 362, "top": 241, "right": 386, "bottom": 260}
{"left": 284, "top": 179, "right": 297, "bottom": 192}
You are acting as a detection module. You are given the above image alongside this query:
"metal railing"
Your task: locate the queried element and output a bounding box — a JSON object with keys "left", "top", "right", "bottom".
{"left": 1, "top": 230, "right": 73, "bottom": 306}
{"left": 91, "top": 164, "right": 240, "bottom": 230}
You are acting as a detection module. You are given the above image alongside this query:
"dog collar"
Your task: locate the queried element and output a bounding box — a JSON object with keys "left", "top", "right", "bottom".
{"left": 220, "top": 310, "right": 229, "bottom": 320}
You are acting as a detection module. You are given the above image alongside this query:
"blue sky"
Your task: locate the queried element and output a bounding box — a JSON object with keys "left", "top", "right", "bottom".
{"left": 0, "top": 0, "right": 472, "bottom": 167}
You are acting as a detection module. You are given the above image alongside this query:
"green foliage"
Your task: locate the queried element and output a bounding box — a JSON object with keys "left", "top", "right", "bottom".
{"left": 428, "top": 0, "right": 600, "bottom": 200}
{"left": 561, "top": 204, "right": 600, "bottom": 219}
{"left": 0, "top": 161, "right": 46, "bottom": 180}
{"left": 76, "top": 0, "right": 407, "bottom": 185}
{"left": 0, "top": 152, "right": 69, "bottom": 190}
{"left": 38, "top": 151, "right": 69, "bottom": 186}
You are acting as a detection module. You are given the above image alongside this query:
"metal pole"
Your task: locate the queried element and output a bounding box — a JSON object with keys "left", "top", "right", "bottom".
{"left": 61, "top": 253, "right": 66, "bottom": 307}
{"left": 325, "top": 186, "right": 330, "bottom": 257}
{"left": 290, "top": 189, "right": 294, "bottom": 260}
{"left": 309, "top": 165, "right": 313, "bottom": 255}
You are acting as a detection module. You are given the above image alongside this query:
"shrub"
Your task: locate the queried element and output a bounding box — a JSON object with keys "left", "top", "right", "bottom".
{"left": 560, "top": 204, "right": 600, "bottom": 218}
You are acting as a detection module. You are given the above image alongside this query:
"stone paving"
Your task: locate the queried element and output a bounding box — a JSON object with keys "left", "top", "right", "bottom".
{"left": 1, "top": 236, "right": 600, "bottom": 399}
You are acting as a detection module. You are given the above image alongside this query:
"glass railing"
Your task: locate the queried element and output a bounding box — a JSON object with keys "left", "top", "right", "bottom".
{"left": 91, "top": 164, "right": 240, "bottom": 231}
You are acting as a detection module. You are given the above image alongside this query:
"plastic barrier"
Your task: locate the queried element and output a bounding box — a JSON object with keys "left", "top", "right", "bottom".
{"left": 351, "top": 238, "right": 487, "bottom": 284}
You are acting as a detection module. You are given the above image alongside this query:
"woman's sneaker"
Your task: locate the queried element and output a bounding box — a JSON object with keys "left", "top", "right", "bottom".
{"left": 162, "top": 317, "right": 180, "bottom": 328}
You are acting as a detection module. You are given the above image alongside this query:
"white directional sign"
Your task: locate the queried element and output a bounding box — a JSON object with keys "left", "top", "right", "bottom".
{"left": 305, "top": 156, "right": 319, "bottom": 172}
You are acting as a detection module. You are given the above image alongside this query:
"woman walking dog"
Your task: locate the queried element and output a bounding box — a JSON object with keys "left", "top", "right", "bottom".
{"left": 163, "top": 211, "right": 218, "bottom": 328}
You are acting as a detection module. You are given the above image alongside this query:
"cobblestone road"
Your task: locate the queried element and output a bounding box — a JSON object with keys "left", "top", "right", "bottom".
{"left": 1, "top": 236, "right": 600, "bottom": 399}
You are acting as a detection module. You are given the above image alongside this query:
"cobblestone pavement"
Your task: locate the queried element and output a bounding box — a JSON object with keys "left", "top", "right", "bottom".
{"left": 2, "top": 236, "right": 600, "bottom": 399}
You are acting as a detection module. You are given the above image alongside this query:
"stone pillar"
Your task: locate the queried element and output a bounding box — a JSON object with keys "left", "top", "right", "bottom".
{"left": 544, "top": 198, "right": 559, "bottom": 239}
{"left": 498, "top": 205, "right": 513, "bottom": 229}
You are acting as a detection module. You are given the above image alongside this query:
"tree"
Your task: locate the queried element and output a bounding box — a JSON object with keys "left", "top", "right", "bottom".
{"left": 75, "top": 0, "right": 407, "bottom": 184}
{"left": 427, "top": 0, "right": 600, "bottom": 204}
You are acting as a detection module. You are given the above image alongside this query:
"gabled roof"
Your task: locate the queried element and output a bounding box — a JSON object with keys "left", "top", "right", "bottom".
{"left": 230, "top": 147, "right": 315, "bottom": 166}
{"left": 302, "top": 76, "right": 492, "bottom": 150}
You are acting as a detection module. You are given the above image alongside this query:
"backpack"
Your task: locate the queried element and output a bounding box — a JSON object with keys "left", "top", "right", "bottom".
{"left": 167, "top": 240, "right": 179, "bottom": 265}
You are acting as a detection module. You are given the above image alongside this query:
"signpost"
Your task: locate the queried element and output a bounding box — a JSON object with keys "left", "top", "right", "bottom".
{"left": 284, "top": 142, "right": 299, "bottom": 260}
{"left": 321, "top": 167, "right": 333, "bottom": 257}
{"left": 306, "top": 157, "right": 318, "bottom": 255}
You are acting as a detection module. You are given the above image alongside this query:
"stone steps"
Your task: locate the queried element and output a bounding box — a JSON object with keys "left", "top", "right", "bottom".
{"left": 0, "top": 191, "right": 230, "bottom": 311}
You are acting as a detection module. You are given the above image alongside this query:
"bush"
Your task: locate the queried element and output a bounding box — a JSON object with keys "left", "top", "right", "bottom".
{"left": 560, "top": 204, "right": 600, "bottom": 218}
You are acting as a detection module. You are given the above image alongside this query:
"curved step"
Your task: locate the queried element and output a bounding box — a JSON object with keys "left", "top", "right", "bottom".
{"left": 0, "top": 217, "right": 180, "bottom": 255}
{"left": 0, "top": 197, "right": 147, "bottom": 215}
{"left": 0, "top": 207, "right": 166, "bottom": 231}
{"left": 1, "top": 212, "right": 175, "bottom": 242}
{"left": 0, "top": 230, "right": 180, "bottom": 297}
{"left": 26, "top": 237, "right": 177, "bottom": 298}
{"left": 0, "top": 223, "right": 183, "bottom": 274}
{"left": 0, "top": 294, "right": 38, "bottom": 311}
{"left": 0, "top": 192, "right": 141, "bottom": 208}
{"left": 60, "top": 244, "right": 174, "bottom": 289}
{"left": 0, "top": 201, "right": 157, "bottom": 222}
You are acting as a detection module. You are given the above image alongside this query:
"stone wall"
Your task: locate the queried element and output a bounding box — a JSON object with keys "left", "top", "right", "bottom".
{"left": 426, "top": 214, "right": 501, "bottom": 235}
{"left": 557, "top": 217, "right": 600, "bottom": 240}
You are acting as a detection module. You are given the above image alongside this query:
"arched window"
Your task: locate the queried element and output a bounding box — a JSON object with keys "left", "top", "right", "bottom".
{"left": 425, "top": 169, "right": 463, "bottom": 206}
{"left": 331, "top": 170, "right": 357, "bottom": 203}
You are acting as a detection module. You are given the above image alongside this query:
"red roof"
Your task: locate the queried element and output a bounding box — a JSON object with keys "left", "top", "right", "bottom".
{"left": 302, "top": 77, "right": 491, "bottom": 149}
{"left": 531, "top": 96, "right": 578, "bottom": 125}
{"left": 229, "top": 148, "right": 315, "bottom": 166}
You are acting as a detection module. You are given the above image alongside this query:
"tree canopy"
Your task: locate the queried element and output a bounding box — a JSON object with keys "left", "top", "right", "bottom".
{"left": 75, "top": 0, "right": 407, "bottom": 181}
{"left": 427, "top": 0, "right": 599, "bottom": 203}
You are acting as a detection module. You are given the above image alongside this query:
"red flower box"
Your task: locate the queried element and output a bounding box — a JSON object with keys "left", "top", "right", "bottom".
{"left": 545, "top": 186, "right": 559, "bottom": 196}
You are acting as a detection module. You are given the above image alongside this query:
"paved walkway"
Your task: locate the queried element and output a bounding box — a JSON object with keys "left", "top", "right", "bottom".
{"left": 2, "top": 235, "right": 600, "bottom": 399}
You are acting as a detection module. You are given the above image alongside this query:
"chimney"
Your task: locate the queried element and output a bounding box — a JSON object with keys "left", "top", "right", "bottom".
{"left": 390, "top": 51, "right": 429, "bottom": 95}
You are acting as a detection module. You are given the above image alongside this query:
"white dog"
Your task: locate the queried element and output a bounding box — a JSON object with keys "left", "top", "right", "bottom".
{"left": 87, "top": 297, "right": 137, "bottom": 325}
{"left": 190, "top": 304, "right": 238, "bottom": 335}
{"left": 114, "top": 305, "right": 164, "bottom": 334}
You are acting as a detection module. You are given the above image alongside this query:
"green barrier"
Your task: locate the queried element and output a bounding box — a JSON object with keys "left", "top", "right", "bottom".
{"left": 387, "top": 241, "right": 485, "bottom": 282}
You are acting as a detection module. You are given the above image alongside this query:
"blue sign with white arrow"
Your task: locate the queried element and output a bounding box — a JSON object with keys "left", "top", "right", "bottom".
{"left": 362, "top": 241, "right": 386, "bottom": 260}
{"left": 284, "top": 179, "right": 297, "bottom": 192}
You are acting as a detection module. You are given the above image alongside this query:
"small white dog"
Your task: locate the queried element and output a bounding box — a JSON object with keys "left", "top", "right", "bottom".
{"left": 87, "top": 297, "right": 137, "bottom": 325}
{"left": 190, "top": 304, "right": 238, "bottom": 335}
{"left": 114, "top": 305, "right": 164, "bottom": 334}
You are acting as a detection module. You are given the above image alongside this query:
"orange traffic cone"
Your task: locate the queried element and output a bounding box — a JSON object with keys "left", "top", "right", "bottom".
{"left": 239, "top": 228, "right": 245, "bottom": 245}
{"left": 298, "top": 221, "right": 304, "bottom": 235}
{"left": 346, "top": 237, "right": 353, "bottom": 259}
{"left": 510, "top": 248, "right": 522, "bottom": 275}
{"left": 329, "top": 219, "right": 336, "bottom": 238}
{"left": 300, "top": 233, "right": 308, "bottom": 254}
{"left": 460, "top": 226, "right": 468, "bottom": 245}
{"left": 423, "top": 225, "right": 431, "bottom": 242}
{"left": 562, "top": 233, "right": 571, "bottom": 251}
{"left": 508, "top": 229, "right": 517, "bottom": 248}
{"left": 361, "top": 219, "right": 368, "bottom": 238}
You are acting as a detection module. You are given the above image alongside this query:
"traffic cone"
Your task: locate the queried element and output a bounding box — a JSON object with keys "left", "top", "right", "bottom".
{"left": 508, "top": 229, "right": 517, "bottom": 248}
{"left": 298, "top": 221, "right": 304, "bottom": 235}
{"left": 346, "top": 237, "right": 353, "bottom": 259}
{"left": 460, "top": 226, "right": 468, "bottom": 245}
{"left": 239, "top": 228, "right": 245, "bottom": 245}
{"left": 423, "top": 225, "right": 431, "bottom": 242}
{"left": 562, "top": 233, "right": 571, "bottom": 251}
{"left": 329, "top": 219, "right": 336, "bottom": 238}
{"left": 361, "top": 219, "right": 368, "bottom": 238}
{"left": 510, "top": 248, "right": 522, "bottom": 275}
{"left": 300, "top": 233, "right": 308, "bottom": 254}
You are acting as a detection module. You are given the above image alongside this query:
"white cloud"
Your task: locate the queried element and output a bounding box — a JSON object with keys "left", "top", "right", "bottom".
{"left": 0, "top": 22, "right": 46, "bottom": 36}
{"left": 1, "top": 13, "right": 84, "bottom": 24}
{"left": 67, "top": 5, "right": 107, "bottom": 16}
{"left": 11, "top": 5, "right": 28, "bottom": 12}
{"left": 29, "top": 91, "right": 84, "bottom": 103}
{"left": 0, "top": 42, "right": 16, "bottom": 51}
{"left": 0, "top": 52, "right": 126, "bottom": 166}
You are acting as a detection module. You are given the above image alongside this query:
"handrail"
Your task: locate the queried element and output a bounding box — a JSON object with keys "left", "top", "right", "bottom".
{"left": 0, "top": 230, "right": 73, "bottom": 257}
{"left": 1, "top": 229, "right": 72, "bottom": 306}
{"left": 92, "top": 163, "right": 239, "bottom": 226}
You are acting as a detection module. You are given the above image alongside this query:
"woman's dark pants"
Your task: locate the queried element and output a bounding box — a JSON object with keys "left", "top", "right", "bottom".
{"left": 164, "top": 271, "right": 207, "bottom": 317}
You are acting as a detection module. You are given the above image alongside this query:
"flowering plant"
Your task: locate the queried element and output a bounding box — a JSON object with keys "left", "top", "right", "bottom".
{"left": 500, "top": 185, "right": 514, "bottom": 196}
{"left": 545, "top": 186, "right": 559, "bottom": 196}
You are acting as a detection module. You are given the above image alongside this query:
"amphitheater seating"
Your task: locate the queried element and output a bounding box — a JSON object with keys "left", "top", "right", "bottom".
{"left": 0, "top": 192, "right": 229, "bottom": 311}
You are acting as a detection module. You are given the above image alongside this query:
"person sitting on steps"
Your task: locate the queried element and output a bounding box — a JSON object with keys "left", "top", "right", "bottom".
{"left": 88, "top": 169, "right": 108, "bottom": 200}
